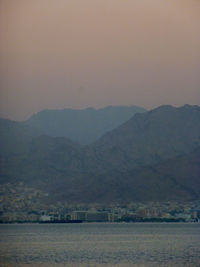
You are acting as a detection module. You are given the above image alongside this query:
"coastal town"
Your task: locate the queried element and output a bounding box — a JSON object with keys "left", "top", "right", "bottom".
{"left": 0, "top": 182, "right": 200, "bottom": 223}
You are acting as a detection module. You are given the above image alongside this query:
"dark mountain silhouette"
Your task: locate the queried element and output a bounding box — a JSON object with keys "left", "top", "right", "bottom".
{"left": 25, "top": 105, "right": 146, "bottom": 144}
{"left": 0, "top": 118, "right": 41, "bottom": 156}
{"left": 88, "top": 104, "right": 200, "bottom": 171}
{"left": 0, "top": 119, "right": 83, "bottom": 187}
{"left": 75, "top": 147, "right": 200, "bottom": 203}
{"left": 0, "top": 104, "right": 200, "bottom": 203}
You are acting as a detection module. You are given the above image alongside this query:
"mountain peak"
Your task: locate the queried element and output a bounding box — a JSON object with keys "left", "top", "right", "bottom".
{"left": 25, "top": 105, "right": 147, "bottom": 144}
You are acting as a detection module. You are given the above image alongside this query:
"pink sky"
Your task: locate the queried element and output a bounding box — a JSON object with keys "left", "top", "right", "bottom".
{"left": 0, "top": 0, "right": 200, "bottom": 120}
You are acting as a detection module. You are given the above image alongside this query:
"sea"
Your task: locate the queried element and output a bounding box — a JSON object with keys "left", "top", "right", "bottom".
{"left": 0, "top": 223, "right": 200, "bottom": 267}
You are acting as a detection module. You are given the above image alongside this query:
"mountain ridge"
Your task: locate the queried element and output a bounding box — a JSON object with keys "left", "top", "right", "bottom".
{"left": 0, "top": 104, "right": 200, "bottom": 203}
{"left": 88, "top": 104, "right": 200, "bottom": 171}
{"left": 25, "top": 105, "right": 147, "bottom": 145}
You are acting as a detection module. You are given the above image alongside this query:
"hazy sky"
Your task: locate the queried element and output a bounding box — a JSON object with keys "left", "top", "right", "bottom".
{"left": 0, "top": 0, "right": 200, "bottom": 120}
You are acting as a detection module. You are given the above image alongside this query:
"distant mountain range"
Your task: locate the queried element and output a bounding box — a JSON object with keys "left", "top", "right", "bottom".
{"left": 88, "top": 104, "right": 200, "bottom": 171}
{"left": 0, "top": 104, "right": 200, "bottom": 203}
{"left": 25, "top": 105, "right": 146, "bottom": 144}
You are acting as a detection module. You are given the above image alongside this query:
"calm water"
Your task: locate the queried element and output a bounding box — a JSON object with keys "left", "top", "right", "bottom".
{"left": 0, "top": 223, "right": 200, "bottom": 267}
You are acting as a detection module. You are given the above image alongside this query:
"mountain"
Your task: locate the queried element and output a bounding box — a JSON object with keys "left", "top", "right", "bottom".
{"left": 76, "top": 147, "right": 200, "bottom": 203}
{"left": 0, "top": 119, "right": 84, "bottom": 188}
{"left": 0, "top": 118, "right": 41, "bottom": 156}
{"left": 88, "top": 104, "right": 200, "bottom": 171}
{"left": 25, "top": 105, "right": 147, "bottom": 145}
{"left": 0, "top": 104, "right": 200, "bottom": 203}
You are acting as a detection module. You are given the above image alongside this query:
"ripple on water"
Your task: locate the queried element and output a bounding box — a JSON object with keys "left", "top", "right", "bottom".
{"left": 0, "top": 223, "right": 200, "bottom": 267}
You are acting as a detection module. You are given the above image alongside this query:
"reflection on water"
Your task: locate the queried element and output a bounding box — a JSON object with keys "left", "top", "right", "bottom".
{"left": 0, "top": 223, "right": 200, "bottom": 266}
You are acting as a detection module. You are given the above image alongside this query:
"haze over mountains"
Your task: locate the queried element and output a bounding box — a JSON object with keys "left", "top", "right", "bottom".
{"left": 0, "top": 104, "right": 200, "bottom": 203}
{"left": 25, "top": 106, "right": 146, "bottom": 145}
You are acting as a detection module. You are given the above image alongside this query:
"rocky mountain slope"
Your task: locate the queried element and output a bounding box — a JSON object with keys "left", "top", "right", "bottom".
{"left": 25, "top": 105, "right": 146, "bottom": 144}
{"left": 0, "top": 104, "right": 200, "bottom": 203}
{"left": 88, "top": 104, "right": 200, "bottom": 171}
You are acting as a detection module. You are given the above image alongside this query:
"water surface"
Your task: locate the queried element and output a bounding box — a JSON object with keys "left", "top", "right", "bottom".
{"left": 0, "top": 223, "right": 200, "bottom": 266}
